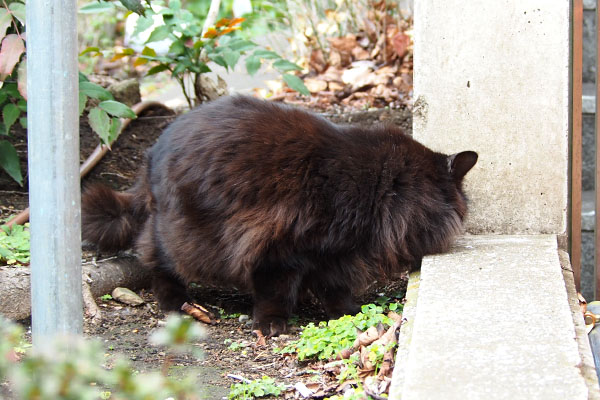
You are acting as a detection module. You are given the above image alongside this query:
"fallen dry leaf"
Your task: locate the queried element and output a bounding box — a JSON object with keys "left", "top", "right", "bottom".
{"left": 390, "top": 30, "right": 410, "bottom": 59}
{"left": 253, "top": 329, "right": 267, "bottom": 347}
{"left": 181, "top": 302, "right": 216, "bottom": 324}
{"left": 304, "top": 77, "right": 328, "bottom": 93}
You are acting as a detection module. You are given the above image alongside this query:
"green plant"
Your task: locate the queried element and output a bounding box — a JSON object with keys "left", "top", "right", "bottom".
{"left": 150, "top": 313, "right": 205, "bottom": 356}
{"left": 217, "top": 307, "right": 241, "bottom": 319}
{"left": 228, "top": 376, "right": 286, "bottom": 400}
{"left": 0, "top": 1, "right": 136, "bottom": 185}
{"left": 225, "top": 340, "right": 247, "bottom": 352}
{"left": 100, "top": 294, "right": 113, "bottom": 301}
{"left": 0, "top": 0, "right": 26, "bottom": 185}
{"left": 83, "top": 0, "right": 309, "bottom": 108}
{"left": 0, "top": 314, "right": 206, "bottom": 399}
{"left": 0, "top": 222, "right": 29, "bottom": 265}
{"left": 324, "top": 387, "right": 371, "bottom": 400}
{"left": 78, "top": 72, "right": 137, "bottom": 148}
{"left": 281, "top": 304, "right": 392, "bottom": 361}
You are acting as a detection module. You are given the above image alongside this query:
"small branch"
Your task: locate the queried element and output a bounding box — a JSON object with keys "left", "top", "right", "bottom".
{"left": 227, "top": 374, "right": 252, "bottom": 384}
{"left": 82, "top": 281, "right": 102, "bottom": 324}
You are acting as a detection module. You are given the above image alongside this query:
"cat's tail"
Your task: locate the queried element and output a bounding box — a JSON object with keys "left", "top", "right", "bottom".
{"left": 81, "top": 174, "right": 151, "bottom": 253}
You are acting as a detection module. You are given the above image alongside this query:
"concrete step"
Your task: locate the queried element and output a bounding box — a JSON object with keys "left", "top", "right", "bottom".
{"left": 390, "top": 235, "right": 599, "bottom": 400}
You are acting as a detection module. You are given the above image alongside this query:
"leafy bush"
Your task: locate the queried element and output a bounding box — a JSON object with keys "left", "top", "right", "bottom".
{"left": 0, "top": 222, "right": 29, "bottom": 265}
{"left": 0, "top": 2, "right": 136, "bottom": 185}
{"left": 0, "top": 314, "right": 206, "bottom": 400}
{"left": 81, "top": 0, "right": 309, "bottom": 108}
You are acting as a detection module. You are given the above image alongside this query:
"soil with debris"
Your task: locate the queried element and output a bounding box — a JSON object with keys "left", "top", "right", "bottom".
{"left": 1, "top": 100, "right": 411, "bottom": 399}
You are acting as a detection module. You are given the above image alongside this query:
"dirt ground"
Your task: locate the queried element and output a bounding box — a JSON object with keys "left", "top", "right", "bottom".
{"left": 1, "top": 100, "right": 411, "bottom": 399}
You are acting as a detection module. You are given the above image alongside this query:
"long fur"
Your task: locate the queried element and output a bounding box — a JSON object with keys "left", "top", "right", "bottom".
{"left": 82, "top": 95, "right": 477, "bottom": 335}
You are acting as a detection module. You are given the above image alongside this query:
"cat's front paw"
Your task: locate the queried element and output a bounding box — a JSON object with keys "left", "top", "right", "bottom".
{"left": 252, "top": 316, "right": 288, "bottom": 338}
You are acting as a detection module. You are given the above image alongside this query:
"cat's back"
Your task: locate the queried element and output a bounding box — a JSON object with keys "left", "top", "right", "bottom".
{"left": 149, "top": 96, "right": 347, "bottom": 191}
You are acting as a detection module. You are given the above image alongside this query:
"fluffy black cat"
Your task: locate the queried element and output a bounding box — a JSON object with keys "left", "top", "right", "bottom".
{"left": 82, "top": 95, "right": 478, "bottom": 336}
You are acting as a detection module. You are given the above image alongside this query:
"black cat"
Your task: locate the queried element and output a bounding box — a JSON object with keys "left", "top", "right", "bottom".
{"left": 82, "top": 95, "right": 477, "bottom": 336}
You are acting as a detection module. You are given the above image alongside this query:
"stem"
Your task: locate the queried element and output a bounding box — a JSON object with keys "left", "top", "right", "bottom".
{"left": 175, "top": 74, "right": 194, "bottom": 108}
{"left": 2, "top": 0, "right": 21, "bottom": 38}
{"left": 201, "top": 0, "right": 222, "bottom": 37}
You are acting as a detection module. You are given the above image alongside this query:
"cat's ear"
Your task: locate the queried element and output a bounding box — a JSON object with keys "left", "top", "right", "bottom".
{"left": 448, "top": 151, "right": 478, "bottom": 180}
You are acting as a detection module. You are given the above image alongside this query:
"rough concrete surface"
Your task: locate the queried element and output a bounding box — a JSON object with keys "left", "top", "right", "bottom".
{"left": 391, "top": 235, "right": 591, "bottom": 400}
{"left": 413, "top": 1, "right": 569, "bottom": 234}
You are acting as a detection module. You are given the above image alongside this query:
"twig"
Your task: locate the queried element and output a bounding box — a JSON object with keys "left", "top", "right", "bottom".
{"left": 82, "top": 281, "right": 102, "bottom": 324}
{"left": 227, "top": 374, "right": 252, "bottom": 384}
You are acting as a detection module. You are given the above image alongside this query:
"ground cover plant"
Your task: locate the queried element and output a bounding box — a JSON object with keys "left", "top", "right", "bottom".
{"left": 0, "top": 221, "right": 28, "bottom": 265}
{"left": 0, "top": 298, "right": 404, "bottom": 399}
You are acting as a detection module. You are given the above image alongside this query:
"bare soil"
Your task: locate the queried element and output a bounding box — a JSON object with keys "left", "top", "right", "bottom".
{"left": 1, "top": 100, "right": 411, "bottom": 399}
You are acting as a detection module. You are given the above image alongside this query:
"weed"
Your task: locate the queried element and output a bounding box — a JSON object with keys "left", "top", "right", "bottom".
{"left": 228, "top": 375, "right": 286, "bottom": 399}
{"left": 281, "top": 304, "right": 392, "bottom": 361}
{"left": 0, "top": 222, "right": 30, "bottom": 265}
{"left": 100, "top": 294, "right": 113, "bottom": 301}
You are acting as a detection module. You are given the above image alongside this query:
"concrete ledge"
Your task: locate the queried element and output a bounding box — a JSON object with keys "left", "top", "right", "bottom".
{"left": 390, "top": 235, "right": 599, "bottom": 400}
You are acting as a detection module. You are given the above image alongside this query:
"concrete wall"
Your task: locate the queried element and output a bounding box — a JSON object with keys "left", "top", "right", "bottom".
{"left": 413, "top": 1, "right": 570, "bottom": 235}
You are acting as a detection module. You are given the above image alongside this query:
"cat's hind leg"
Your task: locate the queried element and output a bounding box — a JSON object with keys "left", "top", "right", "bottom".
{"left": 136, "top": 216, "right": 191, "bottom": 312}
{"left": 251, "top": 263, "right": 303, "bottom": 337}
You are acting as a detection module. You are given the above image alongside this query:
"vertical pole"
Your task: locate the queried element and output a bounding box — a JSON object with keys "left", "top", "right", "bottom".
{"left": 596, "top": 0, "right": 600, "bottom": 300}
{"left": 571, "top": 0, "right": 583, "bottom": 293}
{"left": 26, "top": 0, "right": 82, "bottom": 344}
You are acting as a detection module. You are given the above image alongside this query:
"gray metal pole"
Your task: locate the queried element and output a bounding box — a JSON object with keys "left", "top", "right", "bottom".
{"left": 27, "top": 0, "right": 82, "bottom": 345}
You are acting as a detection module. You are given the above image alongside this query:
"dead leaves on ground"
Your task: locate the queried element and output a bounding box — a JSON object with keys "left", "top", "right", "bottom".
{"left": 271, "top": 10, "right": 413, "bottom": 112}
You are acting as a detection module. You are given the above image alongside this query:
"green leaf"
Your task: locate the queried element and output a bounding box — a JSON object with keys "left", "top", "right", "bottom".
{"left": 18, "top": 116, "right": 25, "bottom": 128}
{"left": 141, "top": 46, "right": 157, "bottom": 57}
{"left": 0, "top": 140, "right": 22, "bottom": 185}
{"left": 252, "top": 49, "right": 280, "bottom": 60}
{"left": 80, "top": 46, "right": 101, "bottom": 56}
{"left": 169, "top": 0, "right": 181, "bottom": 11}
{"left": 147, "top": 64, "right": 169, "bottom": 76}
{"left": 0, "top": 9, "right": 12, "bottom": 42}
{"left": 78, "top": 1, "right": 116, "bottom": 13}
{"left": 2, "top": 103, "right": 19, "bottom": 132}
{"left": 208, "top": 54, "right": 227, "bottom": 68}
{"left": 108, "top": 117, "right": 122, "bottom": 144}
{"left": 79, "top": 72, "right": 90, "bottom": 82}
{"left": 245, "top": 56, "right": 261, "bottom": 76}
{"left": 282, "top": 74, "right": 309, "bottom": 96}
{"left": 0, "top": 92, "right": 7, "bottom": 107}
{"left": 79, "top": 92, "right": 87, "bottom": 116}
{"left": 227, "top": 39, "right": 256, "bottom": 52}
{"left": 168, "top": 40, "right": 185, "bottom": 56}
{"left": 222, "top": 50, "right": 240, "bottom": 69}
{"left": 98, "top": 100, "right": 136, "bottom": 118}
{"left": 118, "top": 0, "right": 145, "bottom": 15}
{"left": 172, "top": 63, "right": 187, "bottom": 76}
{"left": 273, "top": 59, "right": 302, "bottom": 73}
{"left": 79, "top": 81, "right": 113, "bottom": 101}
{"left": 146, "top": 25, "right": 171, "bottom": 43}
{"left": 133, "top": 15, "right": 154, "bottom": 37}
{"left": 88, "top": 107, "right": 111, "bottom": 145}
{"left": 8, "top": 2, "right": 26, "bottom": 26}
